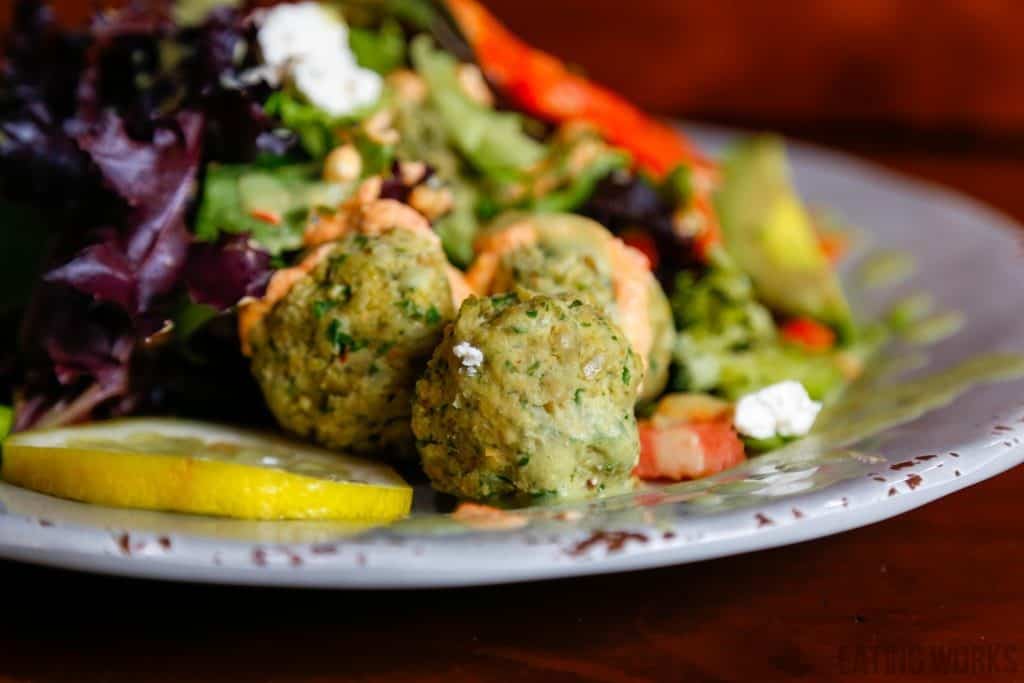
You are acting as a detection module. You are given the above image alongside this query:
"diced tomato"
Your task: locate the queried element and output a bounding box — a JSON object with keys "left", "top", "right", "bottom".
{"left": 780, "top": 316, "right": 836, "bottom": 351}
{"left": 620, "top": 230, "right": 660, "bottom": 271}
{"left": 635, "top": 418, "right": 746, "bottom": 482}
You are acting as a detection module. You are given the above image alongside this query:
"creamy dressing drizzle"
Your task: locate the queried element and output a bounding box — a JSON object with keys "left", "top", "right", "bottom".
{"left": 806, "top": 352, "right": 1024, "bottom": 454}
{"left": 856, "top": 249, "right": 916, "bottom": 289}
{"left": 901, "top": 311, "right": 966, "bottom": 346}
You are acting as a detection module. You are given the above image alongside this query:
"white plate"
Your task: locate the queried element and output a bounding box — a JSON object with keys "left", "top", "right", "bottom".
{"left": 2, "top": 127, "right": 1023, "bottom": 588}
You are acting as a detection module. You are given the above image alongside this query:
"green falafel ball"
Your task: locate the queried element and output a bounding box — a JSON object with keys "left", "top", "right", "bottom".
{"left": 412, "top": 291, "right": 642, "bottom": 501}
{"left": 479, "top": 213, "right": 674, "bottom": 402}
{"left": 249, "top": 229, "right": 454, "bottom": 455}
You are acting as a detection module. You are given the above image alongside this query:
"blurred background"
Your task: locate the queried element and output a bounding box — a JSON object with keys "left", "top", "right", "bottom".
{"left": 486, "top": 0, "right": 1024, "bottom": 153}
{"left": 5, "top": 0, "right": 1024, "bottom": 211}
{"left": 10, "top": 1, "right": 1022, "bottom": 143}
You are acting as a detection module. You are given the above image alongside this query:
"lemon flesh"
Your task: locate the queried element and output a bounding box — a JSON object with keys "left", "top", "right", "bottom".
{"left": 1, "top": 418, "right": 413, "bottom": 522}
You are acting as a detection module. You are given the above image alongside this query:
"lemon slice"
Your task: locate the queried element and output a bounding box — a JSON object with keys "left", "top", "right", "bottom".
{"left": 1, "top": 418, "right": 412, "bottom": 522}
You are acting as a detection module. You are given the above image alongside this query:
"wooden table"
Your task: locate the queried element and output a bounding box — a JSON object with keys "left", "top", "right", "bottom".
{"left": 5, "top": 3, "right": 1024, "bottom": 681}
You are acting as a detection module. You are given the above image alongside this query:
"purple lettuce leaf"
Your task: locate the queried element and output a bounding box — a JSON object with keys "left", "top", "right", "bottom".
{"left": 44, "top": 241, "right": 137, "bottom": 311}
{"left": 14, "top": 283, "right": 135, "bottom": 431}
{"left": 581, "top": 172, "right": 702, "bottom": 287}
{"left": 184, "top": 234, "right": 272, "bottom": 311}
{"left": 181, "top": 5, "right": 299, "bottom": 162}
{"left": 69, "top": 109, "right": 204, "bottom": 312}
{"left": 5, "top": 2, "right": 297, "bottom": 430}
{"left": 2, "top": 0, "right": 89, "bottom": 120}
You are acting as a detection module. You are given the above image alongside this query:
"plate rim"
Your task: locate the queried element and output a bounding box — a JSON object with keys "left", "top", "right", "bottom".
{"left": 2, "top": 125, "right": 1023, "bottom": 588}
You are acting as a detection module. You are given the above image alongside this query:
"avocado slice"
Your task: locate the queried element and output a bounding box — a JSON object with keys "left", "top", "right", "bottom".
{"left": 714, "top": 135, "right": 854, "bottom": 339}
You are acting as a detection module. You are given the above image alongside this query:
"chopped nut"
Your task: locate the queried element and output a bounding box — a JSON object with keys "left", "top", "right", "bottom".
{"left": 363, "top": 109, "right": 400, "bottom": 146}
{"left": 323, "top": 144, "right": 362, "bottom": 183}
{"left": 398, "top": 160, "right": 428, "bottom": 186}
{"left": 409, "top": 185, "right": 454, "bottom": 221}
{"left": 386, "top": 69, "right": 428, "bottom": 104}
{"left": 566, "top": 139, "right": 603, "bottom": 175}
{"left": 834, "top": 351, "right": 864, "bottom": 380}
{"left": 530, "top": 173, "right": 560, "bottom": 199}
{"left": 455, "top": 63, "right": 494, "bottom": 107}
{"left": 557, "top": 120, "right": 600, "bottom": 144}
{"left": 672, "top": 206, "right": 705, "bottom": 239}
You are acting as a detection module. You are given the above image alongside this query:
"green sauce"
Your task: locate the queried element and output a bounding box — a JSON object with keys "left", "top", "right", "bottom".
{"left": 885, "top": 292, "right": 934, "bottom": 332}
{"left": 901, "top": 312, "right": 966, "bottom": 346}
{"left": 857, "top": 250, "right": 916, "bottom": 289}
{"left": 812, "top": 352, "right": 1024, "bottom": 449}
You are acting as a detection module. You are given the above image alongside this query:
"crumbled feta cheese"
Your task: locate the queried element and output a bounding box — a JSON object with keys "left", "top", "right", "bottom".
{"left": 583, "top": 355, "right": 604, "bottom": 379}
{"left": 733, "top": 380, "right": 821, "bottom": 440}
{"left": 257, "top": 2, "right": 349, "bottom": 69}
{"left": 253, "top": 2, "right": 382, "bottom": 117}
{"left": 291, "top": 54, "right": 381, "bottom": 117}
{"left": 453, "top": 341, "right": 484, "bottom": 376}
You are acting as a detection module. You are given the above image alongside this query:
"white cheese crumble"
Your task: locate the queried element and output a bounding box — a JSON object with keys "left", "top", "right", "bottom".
{"left": 253, "top": 2, "right": 382, "bottom": 117}
{"left": 453, "top": 341, "right": 484, "bottom": 376}
{"left": 733, "top": 380, "right": 822, "bottom": 440}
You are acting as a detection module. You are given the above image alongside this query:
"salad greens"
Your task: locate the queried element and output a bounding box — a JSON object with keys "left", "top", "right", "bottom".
{"left": 196, "top": 162, "right": 350, "bottom": 254}
{"left": 264, "top": 91, "right": 379, "bottom": 160}
{"left": 669, "top": 251, "right": 848, "bottom": 402}
{"left": 410, "top": 36, "right": 545, "bottom": 179}
{"left": 0, "top": 0, "right": 873, "bottom": 471}
{"left": 0, "top": 405, "right": 11, "bottom": 442}
{"left": 491, "top": 125, "right": 631, "bottom": 213}
{"left": 350, "top": 20, "right": 408, "bottom": 75}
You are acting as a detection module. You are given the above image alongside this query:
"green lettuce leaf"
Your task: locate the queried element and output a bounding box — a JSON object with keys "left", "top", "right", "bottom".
{"left": 195, "top": 162, "right": 351, "bottom": 255}
{"left": 410, "top": 36, "right": 545, "bottom": 179}
{"left": 349, "top": 20, "right": 406, "bottom": 75}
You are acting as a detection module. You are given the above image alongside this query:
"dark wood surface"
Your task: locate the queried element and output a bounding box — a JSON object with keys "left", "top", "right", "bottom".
{"left": 2, "top": 426, "right": 1023, "bottom": 682}
{"left": 5, "top": 2, "right": 1024, "bottom": 682}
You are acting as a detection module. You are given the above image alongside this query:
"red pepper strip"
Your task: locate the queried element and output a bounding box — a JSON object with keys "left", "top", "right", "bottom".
{"left": 780, "top": 317, "right": 836, "bottom": 351}
{"left": 445, "top": 0, "right": 711, "bottom": 178}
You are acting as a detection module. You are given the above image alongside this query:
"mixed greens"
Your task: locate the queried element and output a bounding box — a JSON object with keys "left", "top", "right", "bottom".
{"left": 0, "top": 0, "right": 874, "bottom": 500}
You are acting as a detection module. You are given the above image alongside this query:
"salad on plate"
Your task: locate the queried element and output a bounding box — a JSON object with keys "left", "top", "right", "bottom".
{"left": 0, "top": 0, "right": 881, "bottom": 522}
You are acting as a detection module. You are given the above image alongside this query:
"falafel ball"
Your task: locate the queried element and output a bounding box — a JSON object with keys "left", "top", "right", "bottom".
{"left": 412, "top": 291, "right": 642, "bottom": 501}
{"left": 248, "top": 228, "right": 454, "bottom": 454}
{"left": 466, "top": 213, "right": 674, "bottom": 402}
